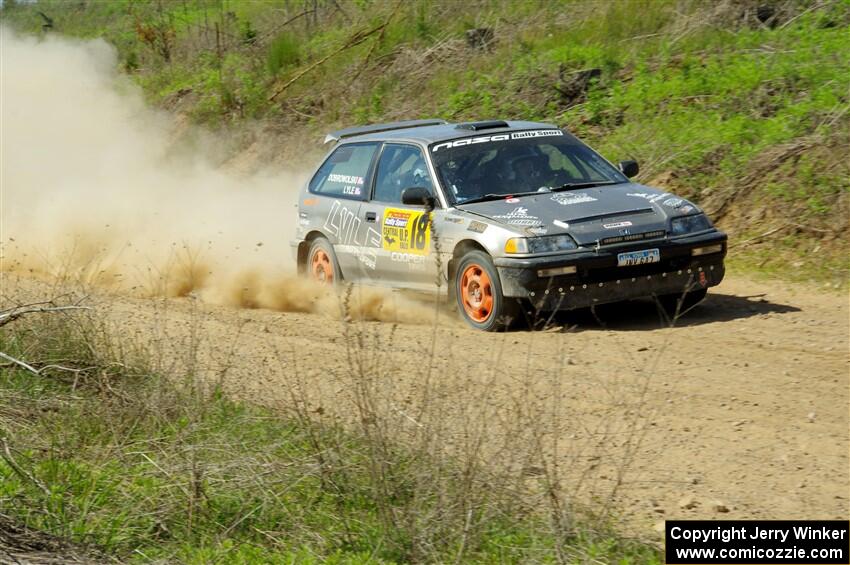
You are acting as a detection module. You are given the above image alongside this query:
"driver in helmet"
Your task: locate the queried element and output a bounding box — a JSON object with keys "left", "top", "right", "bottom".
{"left": 509, "top": 151, "right": 553, "bottom": 192}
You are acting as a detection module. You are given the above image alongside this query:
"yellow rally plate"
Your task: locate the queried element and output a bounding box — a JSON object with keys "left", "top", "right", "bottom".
{"left": 382, "top": 208, "right": 430, "bottom": 255}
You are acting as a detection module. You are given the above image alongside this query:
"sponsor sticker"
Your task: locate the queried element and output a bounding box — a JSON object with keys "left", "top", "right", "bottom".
{"left": 358, "top": 253, "right": 376, "bottom": 269}
{"left": 382, "top": 208, "right": 430, "bottom": 255}
{"left": 628, "top": 192, "right": 668, "bottom": 203}
{"left": 467, "top": 221, "right": 488, "bottom": 233}
{"left": 391, "top": 252, "right": 427, "bottom": 271}
{"left": 553, "top": 220, "right": 570, "bottom": 229}
{"left": 431, "top": 130, "right": 563, "bottom": 152}
{"left": 603, "top": 221, "right": 633, "bottom": 229}
{"left": 509, "top": 129, "right": 564, "bottom": 140}
{"left": 494, "top": 206, "right": 536, "bottom": 219}
{"left": 327, "top": 173, "right": 365, "bottom": 186}
{"left": 506, "top": 197, "right": 519, "bottom": 203}
{"left": 551, "top": 193, "right": 597, "bottom": 206}
{"left": 492, "top": 206, "right": 541, "bottom": 227}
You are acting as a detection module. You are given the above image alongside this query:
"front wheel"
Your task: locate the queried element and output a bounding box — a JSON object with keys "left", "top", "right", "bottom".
{"left": 454, "top": 251, "right": 519, "bottom": 331}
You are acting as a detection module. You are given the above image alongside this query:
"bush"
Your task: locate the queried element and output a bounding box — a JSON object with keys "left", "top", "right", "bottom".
{"left": 267, "top": 33, "right": 301, "bottom": 76}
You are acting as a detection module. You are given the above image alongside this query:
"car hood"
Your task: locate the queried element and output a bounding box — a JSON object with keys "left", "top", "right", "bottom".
{"left": 454, "top": 183, "right": 702, "bottom": 246}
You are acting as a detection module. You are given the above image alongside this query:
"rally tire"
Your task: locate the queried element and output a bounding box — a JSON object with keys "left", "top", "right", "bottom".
{"left": 454, "top": 250, "right": 519, "bottom": 331}
{"left": 307, "top": 237, "right": 341, "bottom": 286}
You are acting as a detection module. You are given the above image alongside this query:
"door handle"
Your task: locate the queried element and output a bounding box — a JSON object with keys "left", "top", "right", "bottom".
{"left": 365, "top": 211, "right": 377, "bottom": 222}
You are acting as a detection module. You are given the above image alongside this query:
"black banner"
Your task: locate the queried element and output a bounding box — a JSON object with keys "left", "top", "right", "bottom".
{"left": 665, "top": 520, "right": 849, "bottom": 564}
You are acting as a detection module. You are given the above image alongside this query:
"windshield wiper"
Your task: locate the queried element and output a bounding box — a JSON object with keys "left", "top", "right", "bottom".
{"left": 458, "top": 190, "right": 546, "bottom": 205}
{"left": 550, "top": 180, "right": 620, "bottom": 191}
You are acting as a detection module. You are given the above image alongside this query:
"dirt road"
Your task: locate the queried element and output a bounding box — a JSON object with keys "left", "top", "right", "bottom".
{"left": 4, "top": 272, "right": 848, "bottom": 533}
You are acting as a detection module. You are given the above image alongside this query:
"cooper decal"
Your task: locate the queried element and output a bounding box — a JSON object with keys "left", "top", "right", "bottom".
{"left": 391, "top": 252, "right": 427, "bottom": 272}
{"left": 603, "top": 221, "right": 633, "bottom": 229}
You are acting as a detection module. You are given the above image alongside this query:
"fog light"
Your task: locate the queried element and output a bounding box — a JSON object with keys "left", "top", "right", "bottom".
{"left": 691, "top": 244, "right": 723, "bottom": 256}
{"left": 537, "top": 265, "right": 577, "bottom": 277}
{"left": 505, "top": 238, "right": 528, "bottom": 254}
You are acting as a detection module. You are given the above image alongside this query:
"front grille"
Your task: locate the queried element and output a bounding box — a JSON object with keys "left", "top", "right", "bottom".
{"left": 599, "top": 230, "right": 666, "bottom": 246}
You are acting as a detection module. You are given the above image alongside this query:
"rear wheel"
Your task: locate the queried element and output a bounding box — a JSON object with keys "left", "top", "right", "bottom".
{"left": 307, "top": 237, "right": 340, "bottom": 286}
{"left": 454, "top": 251, "right": 519, "bottom": 331}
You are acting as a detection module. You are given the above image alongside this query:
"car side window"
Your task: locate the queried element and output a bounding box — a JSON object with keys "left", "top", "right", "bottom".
{"left": 373, "top": 144, "right": 435, "bottom": 204}
{"left": 309, "top": 143, "right": 379, "bottom": 199}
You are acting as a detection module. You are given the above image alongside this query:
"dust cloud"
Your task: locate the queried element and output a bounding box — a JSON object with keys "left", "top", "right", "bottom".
{"left": 0, "top": 27, "right": 437, "bottom": 325}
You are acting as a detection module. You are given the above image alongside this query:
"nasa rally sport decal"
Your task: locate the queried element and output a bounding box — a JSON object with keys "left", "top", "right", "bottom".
{"left": 431, "top": 129, "right": 563, "bottom": 152}
{"left": 382, "top": 208, "right": 431, "bottom": 255}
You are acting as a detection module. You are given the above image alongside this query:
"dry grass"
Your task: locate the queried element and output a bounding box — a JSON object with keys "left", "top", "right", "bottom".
{"left": 0, "top": 277, "right": 663, "bottom": 563}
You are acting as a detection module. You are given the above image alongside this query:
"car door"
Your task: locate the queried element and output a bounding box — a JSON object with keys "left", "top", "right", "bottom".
{"left": 355, "top": 143, "right": 440, "bottom": 288}
{"left": 306, "top": 142, "right": 379, "bottom": 280}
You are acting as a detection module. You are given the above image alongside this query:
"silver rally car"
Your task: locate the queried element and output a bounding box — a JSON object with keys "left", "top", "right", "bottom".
{"left": 293, "top": 119, "right": 727, "bottom": 330}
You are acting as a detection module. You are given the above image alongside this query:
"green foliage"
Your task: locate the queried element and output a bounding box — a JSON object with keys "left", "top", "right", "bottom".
{"left": 267, "top": 32, "right": 301, "bottom": 75}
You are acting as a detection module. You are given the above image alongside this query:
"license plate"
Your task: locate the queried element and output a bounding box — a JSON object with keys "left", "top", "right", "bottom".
{"left": 617, "top": 248, "right": 660, "bottom": 267}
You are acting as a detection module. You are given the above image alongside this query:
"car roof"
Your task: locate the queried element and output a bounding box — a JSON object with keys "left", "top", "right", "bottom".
{"left": 325, "top": 119, "right": 566, "bottom": 145}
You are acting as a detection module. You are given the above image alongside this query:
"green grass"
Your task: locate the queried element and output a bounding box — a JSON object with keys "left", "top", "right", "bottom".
{"left": 0, "top": 311, "right": 660, "bottom": 563}
{"left": 1, "top": 0, "right": 847, "bottom": 284}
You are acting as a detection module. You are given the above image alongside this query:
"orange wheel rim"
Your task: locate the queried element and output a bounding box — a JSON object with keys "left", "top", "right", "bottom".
{"left": 460, "top": 264, "right": 493, "bottom": 323}
{"left": 310, "top": 249, "right": 334, "bottom": 284}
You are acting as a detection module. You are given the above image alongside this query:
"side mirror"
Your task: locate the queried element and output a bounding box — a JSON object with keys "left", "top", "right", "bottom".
{"left": 401, "top": 186, "right": 435, "bottom": 207}
{"left": 619, "top": 160, "right": 639, "bottom": 178}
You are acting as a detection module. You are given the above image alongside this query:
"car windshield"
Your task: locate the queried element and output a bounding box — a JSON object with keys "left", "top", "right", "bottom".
{"left": 429, "top": 131, "right": 628, "bottom": 204}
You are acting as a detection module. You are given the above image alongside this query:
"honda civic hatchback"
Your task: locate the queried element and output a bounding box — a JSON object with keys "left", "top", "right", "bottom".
{"left": 292, "top": 119, "right": 727, "bottom": 330}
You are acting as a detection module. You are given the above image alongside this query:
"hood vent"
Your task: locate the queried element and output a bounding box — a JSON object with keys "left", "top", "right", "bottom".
{"left": 570, "top": 207, "right": 654, "bottom": 224}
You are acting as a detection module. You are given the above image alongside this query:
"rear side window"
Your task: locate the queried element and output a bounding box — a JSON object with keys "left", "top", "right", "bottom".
{"left": 309, "top": 143, "right": 379, "bottom": 199}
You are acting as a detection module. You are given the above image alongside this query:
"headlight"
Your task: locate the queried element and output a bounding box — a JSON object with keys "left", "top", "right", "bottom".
{"left": 505, "top": 234, "right": 578, "bottom": 254}
{"left": 670, "top": 214, "right": 713, "bottom": 236}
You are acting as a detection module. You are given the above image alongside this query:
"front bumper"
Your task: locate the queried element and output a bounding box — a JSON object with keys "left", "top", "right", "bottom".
{"left": 494, "top": 231, "right": 727, "bottom": 310}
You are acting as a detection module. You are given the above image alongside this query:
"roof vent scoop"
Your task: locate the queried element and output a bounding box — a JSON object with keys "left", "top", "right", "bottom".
{"left": 455, "top": 120, "right": 509, "bottom": 131}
